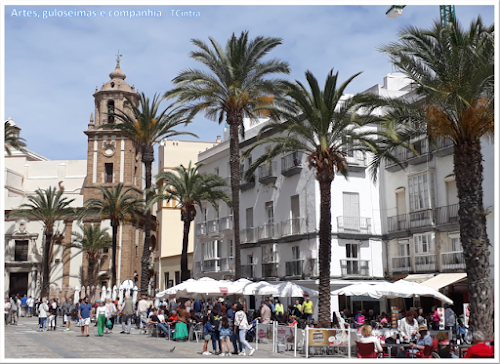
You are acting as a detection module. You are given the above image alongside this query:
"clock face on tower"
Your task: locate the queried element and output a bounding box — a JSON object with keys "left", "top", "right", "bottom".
{"left": 103, "top": 143, "right": 115, "bottom": 157}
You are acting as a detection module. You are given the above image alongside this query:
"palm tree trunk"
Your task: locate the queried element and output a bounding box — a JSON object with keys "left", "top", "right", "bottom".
{"left": 87, "top": 253, "right": 95, "bottom": 288}
{"left": 141, "top": 145, "right": 154, "bottom": 295}
{"left": 317, "top": 175, "right": 333, "bottom": 328}
{"left": 180, "top": 218, "right": 191, "bottom": 282}
{"left": 111, "top": 221, "right": 118, "bottom": 287}
{"left": 454, "top": 141, "right": 493, "bottom": 339}
{"left": 228, "top": 119, "right": 242, "bottom": 279}
{"left": 41, "top": 230, "right": 53, "bottom": 298}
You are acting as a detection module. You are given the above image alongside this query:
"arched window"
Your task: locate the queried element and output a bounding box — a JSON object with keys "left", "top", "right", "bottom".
{"left": 107, "top": 100, "right": 115, "bottom": 123}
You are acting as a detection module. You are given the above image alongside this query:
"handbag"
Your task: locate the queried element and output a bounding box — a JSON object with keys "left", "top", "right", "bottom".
{"left": 106, "top": 319, "right": 113, "bottom": 329}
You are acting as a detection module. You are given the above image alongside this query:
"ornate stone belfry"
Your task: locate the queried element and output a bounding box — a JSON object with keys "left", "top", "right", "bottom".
{"left": 81, "top": 57, "right": 144, "bottom": 287}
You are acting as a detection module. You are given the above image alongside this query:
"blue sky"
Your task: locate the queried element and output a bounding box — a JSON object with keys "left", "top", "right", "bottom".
{"left": 3, "top": 2, "right": 495, "bottom": 161}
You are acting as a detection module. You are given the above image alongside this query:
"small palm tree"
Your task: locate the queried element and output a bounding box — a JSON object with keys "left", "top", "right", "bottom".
{"left": 360, "top": 17, "right": 494, "bottom": 337}
{"left": 150, "top": 161, "right": 231, "bottom": 282}
{"left": 5, "top": 120, "right": 27, "bottom": 156}
{"left": 243, "top": 69, "right": 396, "bottom": 328}
{"left": 80, "top": 183, "right": 144, "bottom": 288}
{"left": 9, "top": 187, "right": 75, "bottom": 297}
{"left": 67, "top": 224, "right": 112, "bottom": 287}
{"left": 166, "top": 31, "right": 291, "bottom": 279}
{"left": 100, "top": 92, "right": 196, "bottom": 294}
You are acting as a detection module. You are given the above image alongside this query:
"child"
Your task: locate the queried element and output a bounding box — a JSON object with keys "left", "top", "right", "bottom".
{"left": 202, "top": 315, "right": 214, "bottom": 355}
{"left": 219, "top": 316, "right": 232, "bottom": 356}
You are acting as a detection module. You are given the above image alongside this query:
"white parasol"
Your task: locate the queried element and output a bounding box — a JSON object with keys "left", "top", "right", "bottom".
{"left": 73, "top": 286, "right": 80, "bottom": 304}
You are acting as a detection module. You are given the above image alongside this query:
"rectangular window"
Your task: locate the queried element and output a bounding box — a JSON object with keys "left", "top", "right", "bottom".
{"left": 414, "top": 233, "right": 435, "bottom": 254}
{"left": 265, "top": 201, "right": 274, "bottom": 224}
{"left": 247, "top": 255, "right": 253, "bottom": 265}
{"left": 174, "top": 271, "right": 180, "bottom": 285}
{"left": 346, "top": 244, "right": 359, "bottom": 259}
{"left": 203, "top": 240, "right": 220, "bottom": 260}
{"left": 14, "top": 240, "right": 29, "bottom": 261}
{"left": 408, "top": 172, "right": 435, "bottom": 212}
{"left": 229, "top": 240, "right": 233, "bottom": 258}
{"left": 105, "top": 163, "right": 113, "bottom": 183}
{"left": 398, "top": 240, "right": 410, "bottom": 257}
{"left": 292, "top": 246, "right": 300, "bottom": 260}
{"left": 215, "top": 167, "right": 219, "bottom": 175}
{"left": 103, "top": 247, "right": 109, "bottom": 254}
{"left": 246, "top": 208, "right": 253, "bottom": 228}
{"left": 262, "top": 243, "right": 278, "bottom": 263}
{"left": 449, "top": 233, "right": 462, "bottom": 252}
{"left": 164, "top": 272, "right": 169, "bottom": 289}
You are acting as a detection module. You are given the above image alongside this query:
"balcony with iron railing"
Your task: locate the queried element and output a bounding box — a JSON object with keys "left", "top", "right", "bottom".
{"left": 385, "top": 147, "right": 409, "bottom": 172}
{"left": 281, "top": 152, "right": 303, "bottom": 177}
{"left": 220, "top": 257, "right": 235, "bottom": 272}
{"left": 203, "top": 259, "right": 221, "bottom": 273}
{"left": 406, "top": 138, "right": 431, "bottom": 165}
{"left": 240, "top": 227, "right": 256, "bottom": 244}
{"left": 194, "top": 261, "right": 203, "bottom": 274}
{"left": 258, "top": 161, "right": 278, "bottom": 184}
{"left": 257, "top": 223, "right": 279, "bottom": 240}
{"left": 337, "top": 216, "right": 371, "bottom": 234}
{"left": 340, "top": 259, "right": 370, "bottom": 277}
{"left": 440, "top": 251, "right": 465, "bottom": 271}
{"left": 262, "top": 250, "right": 278, "bottom": 264}
{"left": 241, "top": 265, "right": 255, "bottom": 278}
{"left": 195, "top": 222, "right": 207, "bottom": 236}
{"left": 387, "top": 204, "right": 459, "bottom": 233}
{"left": 414, "top": 254, "right": 437, "bottom": 272}
{"left": 216, "top": 177, "right": 231, "bottom": 191}
{"left": 345, "top": 151, "right": 367, "bottom": 172}
{"left": 286, "top": 260, "right": 303, "bottom": 277}
{"left": 281, "top": 218, "right": 305, "bottom": 236}
{"left": 219, "top": 216, "right": 233, "bottom": 231}
{"left": 239, "top": 170, "right": 255, "bottom": 191}
{"left": 262, "top": 263, "right": 279, "bottom": 278}
{"left": 433, "top": 137, "right": 454, "bottom": 157}
{"left": 207, "top": 219, "right": 219, "bottom": 234}
{"left": 392, "top": 256, "right": 412, "bottom": 273}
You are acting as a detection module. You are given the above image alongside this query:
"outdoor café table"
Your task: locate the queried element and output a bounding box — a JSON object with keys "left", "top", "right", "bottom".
{"left": 456, "top": 344, "right": 472, "bottom": 358}
{"left": 381, "top": 343, "right": 413, "bottom": 358}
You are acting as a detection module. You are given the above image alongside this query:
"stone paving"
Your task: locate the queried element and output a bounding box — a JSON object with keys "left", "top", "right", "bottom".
{"left": 4, "top": 316, "right": 304, "bottom": 360}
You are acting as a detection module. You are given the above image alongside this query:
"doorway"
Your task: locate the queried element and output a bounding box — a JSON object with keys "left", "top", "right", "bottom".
{"left": 9, "top": 272, "right": 28, "bottom": 297}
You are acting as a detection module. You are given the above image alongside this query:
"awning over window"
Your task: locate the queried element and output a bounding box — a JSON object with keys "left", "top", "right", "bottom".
{"left": 402, "top": 273, "right": 436, "bottom": 284}
{"left": 420, "top": 273, "right": 467, "bottom": 291}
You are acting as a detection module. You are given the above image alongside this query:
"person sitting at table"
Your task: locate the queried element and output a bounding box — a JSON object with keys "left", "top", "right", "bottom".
{"left": 188, "top": 310, "right": 201, "bottom": 323}
{"left": 398, "top": 310, "right": 418, "bottom": 343}
{"left": 342, "top": 309, "right": 354, "bottom": 328}
{"left": 168, "top": 310, "right": 178, "bottom": 326}
{"left": 464, "top": 331, "right": 493, "bottom": 358}
{"left": 379, "top": 312, "right": 390, "bottom": 328}
{"left": 400, "top": 325, "right": 433, "bottom": 358}
{"left": 366, "top": 309, "right": 377, "bottom": 326}
{"left": 436, "top": 331, "right": 460, "bottom": 358}
{"left": 147, "top": 309, "right": 161, "bottom": 334}
{"left": 357, "top": 325, "right": 383, "bottom": 355}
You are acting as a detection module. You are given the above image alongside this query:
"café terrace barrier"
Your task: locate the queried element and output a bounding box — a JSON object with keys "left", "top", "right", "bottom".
{"left": 273, "top": 323, "right": 299, "bottom": 356}
{"left": 305, "top": 326, "right": 352, "bottom": 358}
{"left": 255, "top": 322, "right": 275, "bottom": 351}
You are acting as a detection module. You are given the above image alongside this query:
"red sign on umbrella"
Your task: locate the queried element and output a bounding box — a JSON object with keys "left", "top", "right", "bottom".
{"left": 220, "top": 287, "right": 228, "bottom": 295}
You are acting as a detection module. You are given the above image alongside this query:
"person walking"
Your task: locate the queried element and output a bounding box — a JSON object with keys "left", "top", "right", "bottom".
{"left": 5, "top": 297, "right": 11, "bottom": 326}
{"left": 78, "top": 297, "right": 93, "bottom": 337}
{"left": 21, "top": 294, "right": 28, "bottom": 317}
{"left": 96, "top": 300, "right": 107, "bottom": 336}
{"left": 26, "top": 296, "right": 34, "bottom": 317}
{"left": 119, "top": 295, "right": 134, "bottom": 334}
{"left": 173, "top": 301, "right": 189, "bottom": 341}
{"left": 61, "top": 297, "right": 73, "bottom": 332}
{"left": 209, "top": 307, "right": 222, "bottom": 353}
{"left": 444, "top": 304, "right": 457, "bottom": 331}
{"left": 234, "top": 304, "right": 255, "bottom": 356}
{"left": 137, "top": 295, "right": 149, "bottom": 329}
{"left": 105, "top": 298, "right": 117, "bottom": 333}
{"left": 260, "top": 301, "right": 271, "bottom": 324}
{"left": 275, "top": 299, "right": 284, "bottom": 316}
{"left": 37, "top": 297, "right": 49, "bottom": 331}
{"left": 9, "top": 297, "right": 18, "bottom": 325}
{"left": 227, "top": 302, "right": 240, "bottom": 354}
{"left": 47, "top": 298, "right": 57, "bottom": 331}
{"left": 15, "top": 295, "right": 22, "bottom": 322}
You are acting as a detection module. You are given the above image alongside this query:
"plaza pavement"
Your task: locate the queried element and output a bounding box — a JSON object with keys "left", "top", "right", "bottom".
{"left": 4, "top": 316, "right": 302, "bottom": 360}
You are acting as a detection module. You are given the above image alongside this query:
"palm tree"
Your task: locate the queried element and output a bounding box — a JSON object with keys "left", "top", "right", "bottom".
{"left": 165, "top": 31, "right": 291, "bottom": 279}
{"left": 5, "top": 120, "right": 27, "bottom": 156}
{"left": 363, "top": 17, "right": 494, "bottom": 337}
{"left": 67, "top": 224, "right": 112, "bottom": 287}
{"left": 9, "top": 187, "right": 75, "bottom": 297}
{"left": 242, "top": 69, "right": 396, "bottom": 328}
{"left": 100, "top": 92, "right": 196, "bottom": 294}
{"left": 150, "top": 161, "right": 231, "bottom": 282}
{"left": 80, "top": 183, "right": 144, "bottom": 288}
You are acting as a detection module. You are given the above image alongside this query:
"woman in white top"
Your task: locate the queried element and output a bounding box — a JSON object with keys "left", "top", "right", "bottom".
{"left": 37, "top": 298, "right": 49, "bottom": 331}
{"left": 398, "top": 310, "right": 418, "bottom": 343}
{"left": 96, "top": 301, "right": 107, "bottom": 336}
{"left": 233, "top": 304, "right": 255, "bottom": 356}
{"left": 358, "top": 325, "right": 383, "bottom": 353}
{"left": 105, "top": 299, "right": 117, "bottom": 332}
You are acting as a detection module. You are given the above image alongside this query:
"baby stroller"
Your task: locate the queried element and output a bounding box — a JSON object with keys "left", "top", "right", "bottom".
{"left": 246, "top": 318, "right": 260, "bottom": 342}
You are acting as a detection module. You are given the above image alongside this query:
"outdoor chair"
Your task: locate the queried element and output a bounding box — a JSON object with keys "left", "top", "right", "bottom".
{"left": 192, "top": 323, "right": 203, "bottom": 343}
{"left": 356, "top": 342, "right": 377, "bottom": 358}
{"left": 406, "top": 344, "right": 433, "bottom": 358}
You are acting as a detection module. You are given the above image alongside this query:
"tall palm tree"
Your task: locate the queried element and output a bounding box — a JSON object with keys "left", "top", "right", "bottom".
{"left": 5, "top": 120, "right": 27, "bottom": 156}
{"left": 150, "top": 161, "right": 231, "bottom": 282}
{"left": 242, "top": 69, "right": 397, "bottom": 328}
{"left": 100, "top": 92, "right": 196, "bottom": 294}
{"left": 361, "top": 17, "right": 494, "bottom": 337}
{"left": 9, "top": 187, "right": 75, "bottom": 297}
{"left": 80, "top": 183, "right": 144, "bottom": 288}
{"left": 165, "top": 31, "right": 291, "bottom": 279}
{"left": 67, "top": 224, "right": 112, "bottom": 287}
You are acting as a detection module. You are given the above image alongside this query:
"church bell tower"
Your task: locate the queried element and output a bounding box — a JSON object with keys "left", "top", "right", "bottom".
{"left": 82, "top": 56, "right": 144, "bottom": 288}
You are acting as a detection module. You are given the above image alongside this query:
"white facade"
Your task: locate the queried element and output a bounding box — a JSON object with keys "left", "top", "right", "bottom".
{"left": 192, "top": 114, "right": 386, "bottom": 313}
